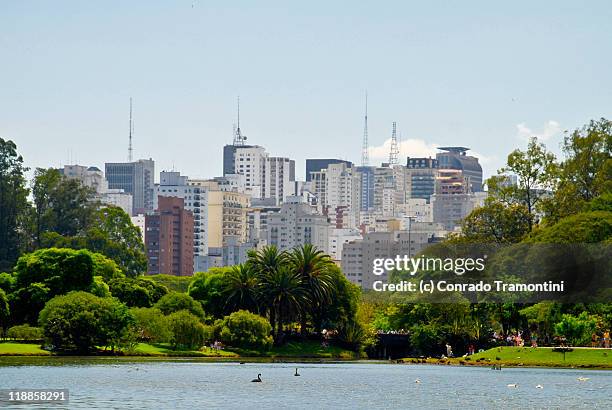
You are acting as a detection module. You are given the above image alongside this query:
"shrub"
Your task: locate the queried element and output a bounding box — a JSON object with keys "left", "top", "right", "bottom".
{"left": 39, "top": 291, "right": 133, "bottom": 353}
{"left": 130, "top": 307, "right": 172, "bottom": 343}
{"left": 218, "top": 310, "right": 273, "bottom": 351}
{"left": 167, "top": 310, "right": 207, "bottom": 349}
{"left": 155, "top": 292, "right": 205, "bottom": 318}
{"left": 7, "top": 324, "right": 43, "bottom": 341}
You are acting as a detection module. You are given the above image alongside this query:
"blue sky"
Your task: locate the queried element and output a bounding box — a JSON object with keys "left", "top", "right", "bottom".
{"left": 2, "top": 1, "right": 611, "bottom": 180}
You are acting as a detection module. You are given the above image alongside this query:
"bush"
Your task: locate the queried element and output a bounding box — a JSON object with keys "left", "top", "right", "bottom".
{"left": 167, "top": 310, "right": 208, "bottom": 349}
{"left": 555, "top": 312, "right": 598, "bottom": 346}
{"left": 218, "top": 310, "right": 273, "bottom": 351}
{"left": 39, "top": 291, "right": 133, "bottom": 353}
{"left": 90, "top": 276, "right": 111, "bottom": 298}
{"left": 155, "top": 292, "right": 205, "bottom": 318}
{"left": 7, "top": 324, "right": 43, "bottom": 341}
{"left": 130, "top": 307, "right": 172, "bottom": 343}
{"left": 410, "top": 323, "right": 445, "bottom": 356}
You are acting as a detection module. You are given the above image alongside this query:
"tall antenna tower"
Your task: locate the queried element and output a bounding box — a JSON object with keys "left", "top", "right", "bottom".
{"left": 389, "top": 121, "right": 399, "bottom": 165}
{"left": 128, "top": 97, "right": 134, "bottom": 162}
{"left": 233, "top": 96, "right": 247, "bottom": 146}
{"left": 361, "top": 91, "right": 369, "bottom": 166}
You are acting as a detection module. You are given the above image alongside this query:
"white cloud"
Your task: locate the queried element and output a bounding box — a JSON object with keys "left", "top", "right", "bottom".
{"left": 368, "top": 138, "right": 439, "bottom": 164}
{"left": 516, "top": 120, "right": 561, "bottom": 142}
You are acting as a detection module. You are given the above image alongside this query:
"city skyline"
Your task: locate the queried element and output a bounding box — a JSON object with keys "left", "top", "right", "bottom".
{"left": 3, "top": 1, "right": 612, "bottom": 180}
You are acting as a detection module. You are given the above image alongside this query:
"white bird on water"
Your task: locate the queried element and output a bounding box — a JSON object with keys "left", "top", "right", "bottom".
{"left": 507, "top": 383, "right": 519, "bottom": 388}
{"left": 414, "top": 378, "right": 421, "bottom": 384}
{"left": 536, "top": 384, "right": 544, "bottom": 389}
{"left": 577, "top": 377, "right": 590, "bottom": 382}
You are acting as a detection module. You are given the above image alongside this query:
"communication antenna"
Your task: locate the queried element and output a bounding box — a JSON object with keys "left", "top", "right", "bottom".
{"left": 361, "top": 91, "right": 369, "bottom": 166}
{"left": 389, "top": 121, "right": 399, "bottom": 165}
{"left": 128, "top": 98, "right": 134, "bottom": 162}
{"left": 233, "top": 96, "right": 247, "bottom": 146}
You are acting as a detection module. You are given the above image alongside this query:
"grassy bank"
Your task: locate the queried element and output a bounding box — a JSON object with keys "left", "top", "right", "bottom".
{"left": 0, "top": 342, "right": 51, "bottom": 356}
{"left": 402, "top": 347, "right": 612, "bottom": 369}
{"left": 0, "top": 341, "right": 356, "bottom": 359}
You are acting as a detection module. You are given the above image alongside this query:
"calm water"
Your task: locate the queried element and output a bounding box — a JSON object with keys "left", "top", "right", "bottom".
{"left": 0, "top": 359, "right": 610, "bottom": 409}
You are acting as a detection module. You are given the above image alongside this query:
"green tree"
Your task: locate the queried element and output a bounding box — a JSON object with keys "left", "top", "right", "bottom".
{"left": 218, "top": 310, "right": 273, "bottom": 351}
{"left": 489, "top": 137, "right": 558, "bottom": 229}
{"left": 155, "top": 292, "right": 205, "bottom": 318}
{"left": 41, "top": 206, "right": 147, "bottom": 277}
{"left": 316, "top": 265, "right": 360, "bottom": 331}
{"left": 39, "top": 291, "right": 133, "bottom": 353}
{"left": 11, "top": 248, "right": 97, "bottom": 323}
{"left": 6, "top": 324, "right": 42, "bottom": 341}
{"left": 90, "top": 276, "right": 111, "bottom": 298}
{"left": 545, "top": 118, "right": 612, "bottom": 221}
{"left": 555, "top": 312, "right": 597, "bottom": 346}
{"left": 224, "top": 264, "right": 260, "bottom": 314}
{"left": 130, "top": 307, "right": 172, "bottom": 343}
{"left": 260, "top": 265, "right": 308, "bottom": 338}
{"left": 167, "top": 310, "right": 207, "bottom": 349}
{"left": 0, "top": 138, "right": 30, "bottom": 270}
{"left": 187, "top": 269, "right": 231, "bottom": 318}
{"left": 0, "top": 288, "right": 9, "bottom": 334}
{"left": 528, "top": 211, "right": 612, "bottom": 243}
{"left": 458, "top": 201, "right": 532, "bottom": 243}
{"left": 32, "top": 168, "right": 97, "bottom": 245}
{"left": 109, "top": 277, "right": 168, "bottom": 307}
{"left": 288, "top": 244, "right": 335, "bottom": 333}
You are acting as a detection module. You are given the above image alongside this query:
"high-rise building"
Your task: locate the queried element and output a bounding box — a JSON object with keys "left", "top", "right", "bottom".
{"left": 60, "top": 164, "right": 133, "bottom": 215}
{"left": 355, "top": 166, "right": 375, "bottom": 211}
{"left": 264, "top": 156, "right": 296, "bottom": 205}
{"left": 305, "top": 159, "right": 353, "bottom": 181}
{"left": 266, "top": 196, "right": 331, "bottom": 253}
{"left": 145, "top": 196, "right": 194, "bottom": 276}
{"left": 341, "top": 222, "right": 446, "bottom": 288}
{"left": 436, "top": 147, "right": 483, "bottom": 192}
{"left": 309, "top": 162, "right": 360, "bottom": 229}
{"left": 105, "top": 159, "right": 155, "bottom": 215}
{"left": 405, "top": 157, "right": 439, "bottom": 203}
{"left": 154, "top": 171, "right": 209, "bottom": 271}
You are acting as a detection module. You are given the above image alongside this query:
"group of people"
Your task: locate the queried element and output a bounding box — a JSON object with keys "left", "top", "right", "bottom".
{"left": 591, "top": 331, "right": 611, "bottom": 348}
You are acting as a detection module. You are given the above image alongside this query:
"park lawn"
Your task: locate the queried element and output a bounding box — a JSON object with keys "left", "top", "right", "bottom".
{"left": 231, "top": 340, "right": 358, "bottom": 359}
{"left": 132, "top": 343, "right": 238, "bottom": 357}
{"left": 0, "top": 342, "right": 51, "bottom": 356}
{"left": 408, "top": 347, "right": 612, "bottom": 369}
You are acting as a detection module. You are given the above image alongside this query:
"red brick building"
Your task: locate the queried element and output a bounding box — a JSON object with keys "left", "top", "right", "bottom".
{"left": 145, "top": 196, "right": 194, "bottom": 276}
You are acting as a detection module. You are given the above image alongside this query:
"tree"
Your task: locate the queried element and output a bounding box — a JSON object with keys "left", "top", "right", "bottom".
{"left": 41, "top": 206, "right": 147, "bottom": 277}
{"left": 288, "top": 244, "right": 335, "bottom": 333}
{"left": 316, "top": 265, "right": 360, "bottom": 331}
{"left": 167, "top": 310, "right": 208, "bottom": 349}
{"left": 555, "top": 312, "right": 597, "bottom": 346}
{"left": 6, "top": 324, "right": 42, "bottom": 341}
{"left": 0, "top": 138, "right": 30, "bottom": 270}
{"left": 0, "top": 288, "right": 9, "bottom": 334}
{"left": 458, "top": 201, "right": 532, "bottom": 243}
{"left": 11, "top": 248, "right": 97, "bottom": 323}
{"left": 39, "top": 291, "right": 133, "bottom": 353}
{"left": 109, "top": 277, "right": 168, "bottom": 308}
{"left": 528, "top": 211, "right": 612, "bottom": 243}
{"left": 260, "top": 265, "right": 308, "bottom": 338}
{"left": 224, "top": 264, "right": 260, "bottom": 314}
{"left": 545, "top": 118, "right": 612, "bottom": 221}
{"left": 32, "top": 168, "right": 97, "bottom": 246}
{"left": 489, "top": 137, "right": 558, "bottom": 229}
{"left": 187, "top": 269, "right": 231, "bottom": 318}
{"left": 218, "top": 310, "right": 273, "bottom": 351}
{"left": 130, "top": 307, "right": 172, "bottom": 343}
{"left": 84, "top": 206, "right": 147, "bottom": 276}
{"left": 154, "top": 292, "right": 205, "bottom": 318}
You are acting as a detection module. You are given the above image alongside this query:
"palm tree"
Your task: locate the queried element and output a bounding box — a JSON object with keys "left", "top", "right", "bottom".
{"left": 260, "top": 265, "right": 309, "bottom": 339}
{"left": 247, "top": 246, "right": 289, "bottom": 336}
{"left": 288, "top": 244, "right": 336, "bottom": 334}
{"left": 224, "top": 264, "right": 260, "bottom": 314}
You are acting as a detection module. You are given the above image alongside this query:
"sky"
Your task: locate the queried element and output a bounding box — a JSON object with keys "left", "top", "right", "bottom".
{"left": 2, "top": 1, "right": 611, "bottom": 182}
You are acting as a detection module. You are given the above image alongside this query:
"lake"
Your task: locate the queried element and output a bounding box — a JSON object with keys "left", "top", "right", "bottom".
{"left": 0, "top": 359, "right": 610, "bottom": 409}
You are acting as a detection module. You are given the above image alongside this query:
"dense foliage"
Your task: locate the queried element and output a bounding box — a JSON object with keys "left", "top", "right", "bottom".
{"left": 217, "top": 310, "right": 273, "bottom": 351}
